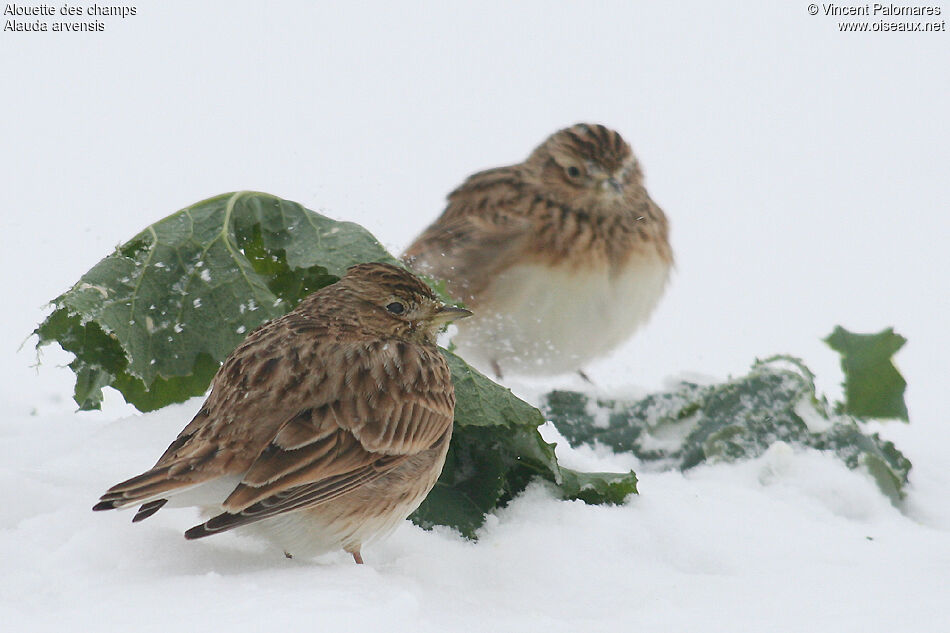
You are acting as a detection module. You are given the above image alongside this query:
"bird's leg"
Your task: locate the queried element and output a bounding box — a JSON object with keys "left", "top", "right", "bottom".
{"left": 351, "top": 550, "right": 364, "bottom": 565}
{"left": 491, "top": 359, "right": 504, "bottom": 380}
{"left": 577, "top": 369, "right": 594, "bottom": 384}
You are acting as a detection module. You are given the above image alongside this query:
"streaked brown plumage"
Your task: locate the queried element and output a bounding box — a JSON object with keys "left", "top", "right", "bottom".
{"left": 94, "top": 263, "right": 471, "bottom": 564}
{"left": 404, "top": 123, "right": 673, "bottom": 378}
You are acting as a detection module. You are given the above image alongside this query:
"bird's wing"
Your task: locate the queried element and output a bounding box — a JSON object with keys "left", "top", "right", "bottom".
{"left": 403, "top": 167, "right": 534, "bottom": 300}
{"left": 183, "top": 339, "right": 455, "bottom": 538}
{"left": 94, "top": 316, "right": 453, "bottom": 521}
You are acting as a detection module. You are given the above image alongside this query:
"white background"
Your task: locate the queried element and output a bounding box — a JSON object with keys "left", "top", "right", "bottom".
{"left": 2, "top": 2, "right": 948, "bottom": 631}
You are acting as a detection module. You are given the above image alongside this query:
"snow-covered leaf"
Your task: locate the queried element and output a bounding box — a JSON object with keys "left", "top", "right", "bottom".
{"left": 543, "top": 356, "right": 911, "bottom": 502}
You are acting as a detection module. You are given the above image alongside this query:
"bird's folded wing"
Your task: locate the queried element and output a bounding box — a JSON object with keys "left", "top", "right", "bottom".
{"left": 187, "top": 346, "right": 455, "bottom": 535}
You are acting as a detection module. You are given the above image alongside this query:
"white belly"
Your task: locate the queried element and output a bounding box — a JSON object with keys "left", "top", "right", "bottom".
{"left": 452, "top": 252, "right": 670, "bottom": 375}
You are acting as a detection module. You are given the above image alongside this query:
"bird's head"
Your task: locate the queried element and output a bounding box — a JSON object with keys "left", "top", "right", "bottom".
{"left": 338, "top": 263, "right": 472, "bottom": 344}
{"left": 525, "top": 123, "right": 644, "bottom": 211}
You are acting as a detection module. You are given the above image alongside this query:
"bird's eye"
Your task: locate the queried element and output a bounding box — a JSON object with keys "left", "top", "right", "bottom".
{"left": 566, "top": 166, "right": 582, "bottom": 178}
{"left": 386, "top": 302, "right": 405, "bottom": 315}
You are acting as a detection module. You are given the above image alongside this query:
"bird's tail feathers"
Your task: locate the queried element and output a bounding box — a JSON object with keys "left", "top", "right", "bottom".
{"left": 92, "top": 466, "right": 204, "bottom": 516}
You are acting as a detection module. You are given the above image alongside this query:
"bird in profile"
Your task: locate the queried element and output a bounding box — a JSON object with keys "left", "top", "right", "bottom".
{"left": 404, "top": 123, "right": 673, "bottom": 379}
{"left": 94, "top": 263, "right": 471, "bottom": 565}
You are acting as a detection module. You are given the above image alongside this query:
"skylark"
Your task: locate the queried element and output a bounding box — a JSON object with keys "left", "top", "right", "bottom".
{"left": 94, "top": 263, "right": 471, "bottom": 564}
{"left": 404, "top": 123, "right": 673, "bottom": 378}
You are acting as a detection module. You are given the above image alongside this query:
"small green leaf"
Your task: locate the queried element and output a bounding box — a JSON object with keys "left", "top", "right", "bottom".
{"left": 824, "top": 326, "right": 908, "bottom": 421}
{"left": 558, "top": 468, "right": 638, "bottom": 505}
{"left": 71, "top": 364, "right": 113, "bottom": 411}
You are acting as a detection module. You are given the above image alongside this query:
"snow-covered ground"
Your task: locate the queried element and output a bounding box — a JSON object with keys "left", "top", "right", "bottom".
{"left": 2, "top": 2, "right": 948, "bottom": 631}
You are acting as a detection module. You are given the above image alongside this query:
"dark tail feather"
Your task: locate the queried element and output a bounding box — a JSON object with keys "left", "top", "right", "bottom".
{"left": 184, "top": 523, "right": 214, "bottom": 540}
{"left": 93, "top": 465, "right": 199, "bottom": 512}
{"left": 184, "top": 511, "right": 252, "bottom": 540}
{"left": 132, "top": 499, "right": 168, "bottom": 522}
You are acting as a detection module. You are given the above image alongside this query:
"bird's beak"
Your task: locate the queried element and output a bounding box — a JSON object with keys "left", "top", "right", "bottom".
{"left": 431, "top": 305, "right": 473, "bottom": 324}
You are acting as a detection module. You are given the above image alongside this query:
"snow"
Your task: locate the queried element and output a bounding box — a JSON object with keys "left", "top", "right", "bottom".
{"left": 2, "top": 2, "right": 948, "bottom": 632}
